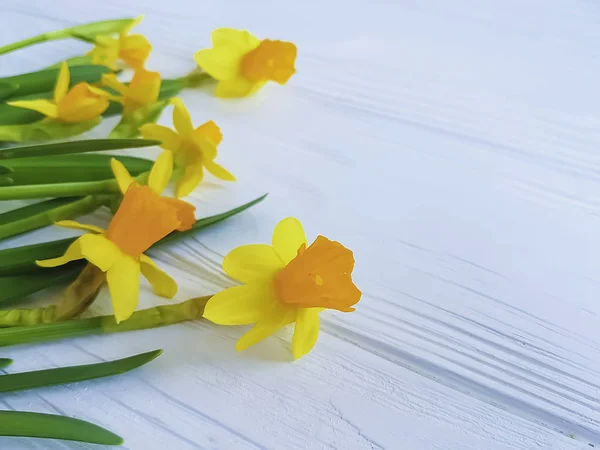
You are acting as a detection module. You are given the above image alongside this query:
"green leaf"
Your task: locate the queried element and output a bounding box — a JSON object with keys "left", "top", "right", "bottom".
{"left": 0, "top": 154, "right": 154, "bottom": 199}
{"left": 0, "top": 349, "right": 161, "bottom": 393}
{"left": 1, "top": 153, "right": 153, "bottom": 170}
{"left": 0, "top": 138, "right": 160, "bottom": 160}
{"left": 0, "top": 194, "right": 267, "bottom": 277}
{"left": 0, "top": 264, "right": 84, "bottom": 305}
{"left": 0, "top": 154, "right": 152, "bottom": 185}
{"left": 0, "top": 195, "right": 110, "bottom": 241}
{"left": 0, "top": 197, "right": 82, "bottom": 224}
{"left": 160, "top": 193, "right": 268, "bottom": 245}
{"left": 0, "top": 358, "right": 12, "bottom": 369}
{"left": 0, "top": 82, "right": 19, "bottom": 101}
{"left": 45, "top": 55, "right": 94, "bottom": 70}
{"left": 0, "top": 411, "right": 123, "bottom": 445}
{"left": 0, "top": 239, "right": 74, "bottom": 276}
{"left": 0, "top": 105, "right": 43, "bottom": 126}
{"left": 0, "top": 65, "right": 111, "bottom": 100}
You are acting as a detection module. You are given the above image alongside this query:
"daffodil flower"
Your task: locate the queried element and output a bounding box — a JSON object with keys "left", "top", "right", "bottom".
{"left": 140, "top": 98, "right": 235, "bottom": 198}
{"left": 36, "top": 154, "right": 196, "bottom": 323}
{"left": 101, "top": 68, "right": 161, "bottom": 115}
{"left": 194, "top": 28, "right": 297, "bottom": 98}
{"left": 203, "top": 217, "right": 362, "bottom": 359}
{"left": 8, "top": 62, "right": 109, "bottom": 123}
{"left": 87, "top": 16, "right": 152, "bottom": 70}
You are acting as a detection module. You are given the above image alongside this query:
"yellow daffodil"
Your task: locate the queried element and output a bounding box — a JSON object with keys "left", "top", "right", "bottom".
{"left": 110, "top": 151, "right": 196, "bottom": 231}
{"left": 37, "top": 154, "right": 196, "bottom": 323}
{"left": 87, "top": 16, "right": 152, "bottom": 70}
{"left": 101, "top": 68, "right": 161, "bottom": 115}
{"left": 140, "top": 98, "right": 235, "bottom": 198}
{"left": 194, "top": 28, "right": 297, "bottom": 98}
{"left": 8, "top": 62, "right": 109, "bottom": 123}
{"left": 203, "top": 217, "right": 361, "bottom": 359}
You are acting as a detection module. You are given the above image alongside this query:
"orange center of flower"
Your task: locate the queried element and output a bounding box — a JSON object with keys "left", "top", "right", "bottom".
{"left": 106, "top": 184, "right": 183, "bottom": 257}
{"left": 240, "top": 40, "right": 297, "bottom": 84}
{"left": 274, "top": 235, "right": 362, "bottom": 312}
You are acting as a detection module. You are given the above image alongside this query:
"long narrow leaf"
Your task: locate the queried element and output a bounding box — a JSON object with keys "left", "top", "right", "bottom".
{"left": 0, "top": 358, "right": 12, "bottom": 369}
{"left": 0, "top": 138, "right": 160, "bottom": 160}
{"left": 0, "top": 411, "right": 123, "bottom": 445}
{"left": 0, "top": 153, "right": 153, "bottom": 170}
{"left": 0, "top": 198, "right": 78, "bottom": 225}
{"left": 0, "top": 196, "right": 109, "bottom": 240}
{"left": 0, "top": 264, "right": 85, "bottom": 305}
{"left": 0, "top": 82, "right": 18, "bottom": 101}
{"left": 0, "top": 65, "right": 111, "bottom": 100}
{"left": 0, "top": 349, "right": 161, "bottom": 393}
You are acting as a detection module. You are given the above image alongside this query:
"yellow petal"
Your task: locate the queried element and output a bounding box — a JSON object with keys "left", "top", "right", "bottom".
{"left": 148, "top": 150, "right": 173, "bottom": 194}
{"left": 189, "top": 132, "right": 218, "bottom": 160}
{"left": 194, "top": 48, "right": 242, "bottom": 81}
{"left": 235, "top": 305, "right": 297, "bottom": 352}
{"left": 57, "top": 83, "right": 109, "bottom": 123}
{"left": 119, "top": 34, "right": 152, "bottom": 69}
{"left": 195, "top": 120, "right": 222, "bottom": 145}
{"left": 175, "top": 162, "right": 203, "bottom": 198}
{"left": 140, "top": 123, "right": 182, "bottom": 150}
{"left": 204, "top": 159, "right": 236, "bottom": 182}
{"left": 110, "top": 158, "right": 135, "bottom": 194}
{"left": 204, "top": 282, "right": 278, "bottom": 325}
{"left": 272, "top": 217, "right": 307, "bottom": 265}
{"left": 223, "top": 244, "right": 284, "bottom": 283}
{"left": 211, "top": 28, "right": 261, "bottom": 52}
{"left": 107, "top": 255, "right": 141, "bottom": 323}
{"left": 101, "top": 74, "right": 128, "bottom": 95}
{"left": 139, "top": 254, "right": 177, "bottom": 298}
{"left": 88, "top": 38, "right": 119, "bottom": 70}
{"left": 125, "top": 68, "right": 161, "bottom": 112}
{"left": 79, "top": 234, "right": 122, "bottom": 272}
{"left": 194, "top": 28, "right": 259, "bottom": 80}
{"left": 8, "top": 99, "right": 58, "bottom": 118}
{"left": 291, "top": 308, "right": 321, "bottom": 359}
{"left": 170, "top": 98, "right": 194, "bottom": 135}
{"left": 54, "top": 62, "right": 70, "bottom": 104}
{"left": 215, "top": 77, "right": 266, "bottom": 98}
{"left": 36, "top": 238, "right": 83, "bottom": 268}
{"left": 55, "top": 220, "right": 105, "bottom": 234}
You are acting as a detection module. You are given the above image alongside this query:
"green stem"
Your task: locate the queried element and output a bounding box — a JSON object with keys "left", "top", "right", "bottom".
{"left": 0, "top": 34, "right": 50, "bottom": 56}
{"left": 0, "top": 264, "right": 105, "bottom": 326}
{"left": 0, "top": 194, "right": 110, "bottom": 240}
{"left": 0, "top": 172, "right": 148, "bottom": 200}
{"left": 0, "top": 296, "right": 210, "bottom": 347}
{"left": 179, "top": 69, "right": 213, "bottom": 88}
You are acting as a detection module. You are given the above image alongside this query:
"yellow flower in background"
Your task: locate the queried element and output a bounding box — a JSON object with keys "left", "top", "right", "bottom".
{"left": 140, "top": 98, "right": 235, "bottom": 198}
{"left": 101, "top": 68, "right": 161, "bottom": 115}
{"left": 194, "top": 28, "right": 297, "bottom": 98}
{"left": 8, "top": 62, "right": 109, "bottom": 123}
{"left": 37, "top": 155, "right": 196, "bottom": 323}
{"left": 88, "top": 16, "right": 152, "bottom": 70}
{"left": 204, "top": 218, "right": 361, "bottom": 359}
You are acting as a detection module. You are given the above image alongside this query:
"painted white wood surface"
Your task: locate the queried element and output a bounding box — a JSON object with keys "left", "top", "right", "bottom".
{"left": 1, "top": 0, "right": 599, "bottom": 448}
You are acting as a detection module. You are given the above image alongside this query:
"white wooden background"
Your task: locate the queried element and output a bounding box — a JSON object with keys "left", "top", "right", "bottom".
{"left": 1, "top": 0, "right": 599, "bottom": 448}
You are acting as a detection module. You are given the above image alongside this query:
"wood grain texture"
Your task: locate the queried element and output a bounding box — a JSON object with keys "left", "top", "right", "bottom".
{"left": 1, "top": 0, "right": 599, "bottom": 448}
